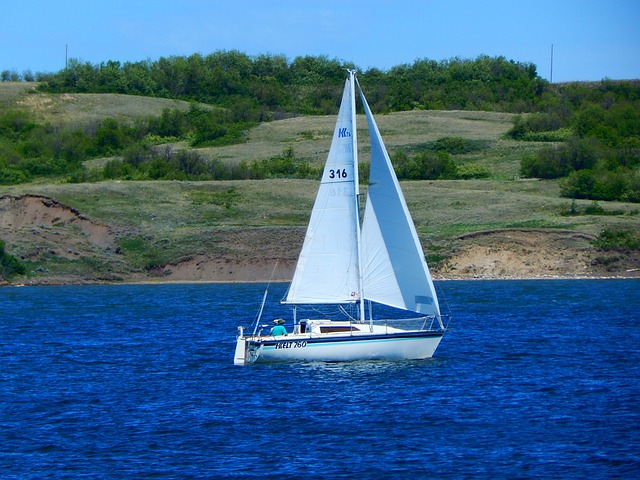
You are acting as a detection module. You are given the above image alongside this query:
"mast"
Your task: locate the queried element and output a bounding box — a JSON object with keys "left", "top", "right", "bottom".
{"left": 349, "top": 70, "right": 366, "bottom": 325}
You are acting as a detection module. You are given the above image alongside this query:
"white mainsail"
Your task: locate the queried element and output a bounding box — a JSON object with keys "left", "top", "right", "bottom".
{"left": 357, "top": 80, "right": 441, "bottom": 316}
{"left": 284, "top": 76, "right": 361, "bottom": 305}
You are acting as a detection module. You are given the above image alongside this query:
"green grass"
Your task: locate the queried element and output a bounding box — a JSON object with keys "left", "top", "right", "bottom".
{"left": 117, "top": 235, "right": 172, "bottom": 269}
{"left": 27, "top": 254, "right": 123, "bottom": 280}
{"left": 188, "top": 188, "right": 242, "bottom": 208}
{"left": 195, "top": 108, "right": 522, "bottom": 175}
{"left": 0, "top": 82, "right": 38, "bottom": 106}
{"left": 6, "top": 177, "right": 638, "bottom": 271}
{"left": 16, "top": 91, "right": 197, "bottom": 126}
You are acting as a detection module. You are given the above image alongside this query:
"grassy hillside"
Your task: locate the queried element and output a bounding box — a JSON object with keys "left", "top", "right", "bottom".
{"left": 5, "top": 176, "right": 637, "bottom": 241}
{"left": 200, "top": 110, "right": 535, "bottom": 178}
{"left": 1, "top": 82, "right": 195, "bottom": 125}
{"left": 0, "top": 82, "right": 37, "bottom": 103}
{"left": 1, "top": 85, "right": 639, "bottom": 283}
{"left": 1, "top": 82, "right": 530, "bottom": 176}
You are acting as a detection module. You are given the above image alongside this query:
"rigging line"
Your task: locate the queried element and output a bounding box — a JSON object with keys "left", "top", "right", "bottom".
{"left": 253, "top": 261, "right": 280, "bottom": 335}
{"left": 339, "top": 305, "right": 358, "bottom": 322}
{"left": 268, "top": 259, "right": 279, "bottom": 283}
{"left": 308, "top": 304, "right": 348, "bottom": 319}
{"left": 434, "top": 280, "right": 453, "bottom": 329}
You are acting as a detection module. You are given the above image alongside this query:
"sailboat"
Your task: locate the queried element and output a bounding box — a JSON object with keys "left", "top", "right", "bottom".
{"left": 234, "top": 70, "right": 447, "bottom": 365}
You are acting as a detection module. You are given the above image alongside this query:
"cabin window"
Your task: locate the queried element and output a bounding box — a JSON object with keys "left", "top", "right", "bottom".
{"left": 319, "top": 326, "right": 360, "bottom": 333}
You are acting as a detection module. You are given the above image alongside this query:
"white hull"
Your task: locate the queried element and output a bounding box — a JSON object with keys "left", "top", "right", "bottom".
{"left": 234, "top": 327, "right": 444, "bottom": 365}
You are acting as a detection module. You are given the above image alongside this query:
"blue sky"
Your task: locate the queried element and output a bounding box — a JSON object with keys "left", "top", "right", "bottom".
{"left": 3, "top": 0, "right": 639, "bottom": 82}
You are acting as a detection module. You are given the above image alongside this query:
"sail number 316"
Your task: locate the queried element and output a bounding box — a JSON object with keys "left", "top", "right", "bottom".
{"left": 328, "top": 169, "right": 348, "bottom": 179}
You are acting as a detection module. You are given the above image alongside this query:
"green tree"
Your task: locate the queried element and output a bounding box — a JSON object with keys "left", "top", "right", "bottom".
{"left": 93, "top": 118, "right": 128, "bottom": 155}
{"left": 395, "top": 150, "right": 457, "bottom": 180}
{"left": 149, "top": 108, "right": 188, "bottom": 138}
{"left": 0, "top": 110, "right": 37, "bottom": 140}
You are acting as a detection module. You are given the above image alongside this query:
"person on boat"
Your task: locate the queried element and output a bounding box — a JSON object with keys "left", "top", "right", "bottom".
{"left": 270, "top": 318, "right": 287, "bottom": 336}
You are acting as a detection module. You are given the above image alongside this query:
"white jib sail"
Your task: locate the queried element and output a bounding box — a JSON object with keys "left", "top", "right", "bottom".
{"left": 284, "top": 77, "right": 361, "bottom": 305}
{"left": 357, "top": 80, "right": 441, "bottom": 316}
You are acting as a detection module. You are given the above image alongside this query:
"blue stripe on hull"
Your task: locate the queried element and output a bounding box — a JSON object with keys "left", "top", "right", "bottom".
{"left": 253, "top": 330, "right": 443, "bottom": 348}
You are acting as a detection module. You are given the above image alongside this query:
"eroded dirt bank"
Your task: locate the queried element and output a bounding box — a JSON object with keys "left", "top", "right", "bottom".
{"left": 1, "top": 194, "right": 638, "bottom": 285}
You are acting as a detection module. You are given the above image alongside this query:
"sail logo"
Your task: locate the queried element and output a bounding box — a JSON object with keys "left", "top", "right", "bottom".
{"left": 338, "top": 127, "right": 351, "bottom": 138}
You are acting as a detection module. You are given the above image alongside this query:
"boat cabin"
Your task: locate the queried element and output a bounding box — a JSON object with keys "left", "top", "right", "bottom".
{"left": 293, "top": 319, "right": 363, "bottom": 335}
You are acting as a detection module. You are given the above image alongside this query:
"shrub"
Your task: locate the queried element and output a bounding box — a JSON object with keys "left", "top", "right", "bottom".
{"left": 520, "top": 137, "right": 599, "bottom": 179}
{"left": 431, "top": 136, "right": 487, "bottom": 154}
{"left": 560, "top": 170, "right": 596, "bottom": 199}
{"left": 623, "top": 172, "right": 640, "bottom": 202}
{"left": 519, "top": 128, "right": 573, "bottom": 142}
{"left": 455, "top": 163, "right": 490, "bottom": 179}
{"left": 149, "top": 108, "right": 188, "bottom": 138}
{"left": 560, "top": 169, "right": 637, "bottom": 202}
{"left": 506, "top": 113, "right": 566, "bottom": 140}
{"left": 103, "top": 159, "right": 133, "bottom": 179}
{"left": 584, "top": 201, "right": 605, "bottom": 215}
{"left": 394, "top": 150, "right": 457, "bottom": 180}
{"left": 0, "top": 168, "right": 30, "bottom": 185}
{"left": 0, "top": 239, "right": 27, "bottom": 278}
{"left": 0, "top": 110, "right": 37, "bottom": 140}
{"left": 248, "top": 146, "right": 315, "bottom": 179}
{"left": 419, "top": 151, "right": 457, "bottom": 180}
{"left": 520, "top": 148, "right": 571, "bottom": 179}
{"left": 146, "top": 157, "right": 176, "bottom": 180}
{"left": 593, "top": 229, "right": 640, "bottom": 250}
{"left": 172, "top": 150, "right": 208, "bottom": 176}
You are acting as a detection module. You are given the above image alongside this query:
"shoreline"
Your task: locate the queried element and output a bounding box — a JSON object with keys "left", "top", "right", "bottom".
{"left": 4, "top": 272, "right": 639, "bottom": 288}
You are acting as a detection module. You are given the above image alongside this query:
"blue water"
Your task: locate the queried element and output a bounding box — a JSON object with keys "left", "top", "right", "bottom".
{"left": 1, "top": 280, "right": 639, "bottom": 479}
